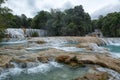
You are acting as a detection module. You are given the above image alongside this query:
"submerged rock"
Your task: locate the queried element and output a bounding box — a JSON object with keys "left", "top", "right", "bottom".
{"left": 20, "top": 62, "right": 27, "bottom": 68}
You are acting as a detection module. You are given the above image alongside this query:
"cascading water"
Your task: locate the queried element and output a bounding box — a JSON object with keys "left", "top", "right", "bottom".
{"left": 6, "top": 28, "right": 47, "bottom": 38}
{"left": 101, "top": 38, "right": 120, "bottom": 46}
{"left": 97, "top": 67, "right": 120, "bottom": 80}
{"left": 1, "top": 36, "right": 120, "bottom": 80}
{"left": 6, "top": 28, "right": 25, "bottom": 39}
{"left": 0, "top": 61, "right": 89, "bottom": 80}
{"left": 25, "top": 29, "right": 47, "bottom": 37}
{"left": 101, "top": 38, "right": 120, "bottom": 58}
{"left": 0, "top": 28, "right": 47, "bottom": 45}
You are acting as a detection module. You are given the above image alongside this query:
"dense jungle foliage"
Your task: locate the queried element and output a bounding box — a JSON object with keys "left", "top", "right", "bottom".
{"left": 0, "top": 0, "right": 120, "bottom": 37}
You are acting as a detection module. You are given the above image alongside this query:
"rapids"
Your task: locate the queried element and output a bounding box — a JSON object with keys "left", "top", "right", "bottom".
{"left": 1, "top": 34, "right": 120, "bottom": 80}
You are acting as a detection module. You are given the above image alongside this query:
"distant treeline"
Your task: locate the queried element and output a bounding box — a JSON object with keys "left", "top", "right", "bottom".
{"left": 92, "top": 13, "right": 120, "bottom": 37}
{"left": 0, "top": 0, "right": 120, "bottom": 37}
{"left": 2, "top": 5, "right": 92, "bottom": 36}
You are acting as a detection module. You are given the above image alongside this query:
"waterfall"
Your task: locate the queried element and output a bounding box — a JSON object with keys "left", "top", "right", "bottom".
{"left": 101, "top": 38, "right": 120, "bottom": 46}
{"left": 6, "top": 28, "right": 25, "bottom": 39}
{"left": 6, "top": 28, "right": 47, "bottom": 38}
{"left": 25, "top": 29, "right": 47, "bottom": 37}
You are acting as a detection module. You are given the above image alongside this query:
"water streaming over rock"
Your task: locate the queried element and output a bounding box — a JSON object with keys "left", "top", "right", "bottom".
{"left": 6, "top": 28, "right": 47, "bottom": 38}
{"left": 101, "top": 38, "right": 120, "bottom": 58}
{"left": 97, "top": 67, "right": 120, "bottom": 80}
{"left": 101, "top": 38, "right": 120, "bottom": 46}
{"left": 1, "top": 30, "right": 120, "bottom": 80}
{"left": 0, "top": 61, "right": 63, "bottom": 80}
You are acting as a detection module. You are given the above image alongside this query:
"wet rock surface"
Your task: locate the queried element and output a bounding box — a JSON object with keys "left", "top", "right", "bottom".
{"left": 28, "top": 37, "right": 106, "bottom": 45}
{"left": 0, "top": 37, "right": 120, "bottom": 80}
{"left": 36, "top": 40, "right": 46, "bottom": 44}
{"left": 37, "top": 56, "right": 49, "bottom": 63}
{"left": 56, "top": 55, "right": 84, "bottom": 67}
{"left": 0, "top": 55, "right": 13, "bottom": 68}
{"left": 75, "top": 71, "right": 109, "bottom": 80}
{"left": 37, "top": 49, "right": 120, "bottom": 73}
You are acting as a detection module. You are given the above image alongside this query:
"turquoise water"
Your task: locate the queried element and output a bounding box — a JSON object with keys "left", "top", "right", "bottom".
{"left": 104, "top": 45, "right": 120, "bottom": 53}
{"left": 2, "top": 65, "right": 88, "bottom": 80}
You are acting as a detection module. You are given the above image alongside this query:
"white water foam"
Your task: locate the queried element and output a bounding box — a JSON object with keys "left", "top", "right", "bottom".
{"left": 27, "top": 63, "right": 50, "bottom": 74}
{"left": 0, "top": 39, "right": 27, "bottom": 45}
{"left": 108, "top": 52, "right": 120, "bottom": 58}
{"left": 6, "top": 28, "right": 25, "bottom": 39}
{"left": 102, "top": 38, "right": 120, "bottom": 46}
{"left": 108, "top": 42, "right": 120, "bottom": 46}
{"left": 26, "top": 47, "right": 49, "bottom": 51}
{"left": 6, "top": 28, "right": 47, "bottom": 38}
{"left": 53, "top": 46, "right": 85, "bottom": 52}
{"left": 97, "top": 67, "right": 120, "bottom": 80}
{"left": 0, "top": 61, "right": 62, "bottom": 80}
{"left": 27, "top": 61, "right": 62, "bottom": 74}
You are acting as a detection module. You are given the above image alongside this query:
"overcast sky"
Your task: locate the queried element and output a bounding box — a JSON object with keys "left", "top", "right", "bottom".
{"left": 3, "top": 0, "right": 120, "bottom": 19}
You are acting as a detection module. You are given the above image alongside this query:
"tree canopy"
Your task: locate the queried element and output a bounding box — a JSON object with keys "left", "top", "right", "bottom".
{"left": 92, "top": 12, "right": 120, "bottom": 37}
{"left": 0, "top": 1, "right": 120, "bottom": 37}
{"left": 0, "top": 0, "right": 11, "bottom": 40}
{"left": 32, "top": 5, "right": 92, "bottom": 36}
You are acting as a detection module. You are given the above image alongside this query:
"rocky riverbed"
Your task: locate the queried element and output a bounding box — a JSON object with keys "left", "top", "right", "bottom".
{"left": 0, "top": 37, "right": 120, "bottom": 80}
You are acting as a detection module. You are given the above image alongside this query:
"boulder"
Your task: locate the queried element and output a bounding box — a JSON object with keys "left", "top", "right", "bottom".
{"left": 36, "top": 40, "right": 46, "bottom": 44}
{"left": 14, "top": 58, "right": 36, "bottom": 63}
{"left": 77, "top": 43, "right": 108, "bottom": 52}
{"left": 76, "top": 43, "right": 93, "bottom": 50}
{"left": 56, "top": 55, "right": 70, "bottom": 63}
{"left": 77, "top": 37, "right": 106, "bottom": 46}
{"left": 0, "top": 55, "right": 13, "bottom": 68}
{"left": 75, "top": 72, "right": 109, "bottom": 80}
{"left": 77, "top": 54, "right": 120, "bottom": 73}
{"left": 56, "top": 55, "right": 84, "bottom": 67}
{"left": 37, "top": 56, "right": 49, "bottom": 63}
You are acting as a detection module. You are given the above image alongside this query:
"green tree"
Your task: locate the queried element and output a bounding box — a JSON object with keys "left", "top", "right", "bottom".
{"left": 93, "top": 12, "right": 120, "bottom": 37}
{"left": 0, "top": 0, "right": 12, "bottom": 41}
{"left": 102, "top": 12, "right": 120, "bottom": 37}
{"left": 46, "top": 9, "right": 65, "bottom": 36}
{"left": 62, "top": 5, "right": 91, "bottom": 36}
{"left": 32, "top": 11, "right": 51, "bottom": 29}
{"left": 31, "top": 5, "right": 92, "bottom": 36}
{"left": 6, "top": 14, "right": 31, "bottom": 28}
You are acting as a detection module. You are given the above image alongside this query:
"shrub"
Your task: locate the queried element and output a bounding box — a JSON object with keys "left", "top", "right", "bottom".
{"left": 0, "top": 27, "right": 5, "bottom": 41}
{"left": 31, "top": 31, "right": 39, "bottom": 37}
